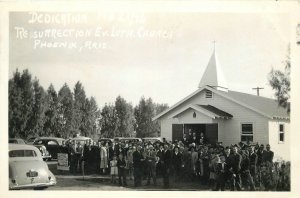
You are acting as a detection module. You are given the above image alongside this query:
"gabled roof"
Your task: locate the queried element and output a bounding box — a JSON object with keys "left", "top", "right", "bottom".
{"left": 220, "top": 89, "right": 289, "bottom": 119}
{"left": 153, "top": 86, "right": 289, "bottom": 121}
{"left": 168, "top": 104, "right": 217, "bottom": 119}
{"left": 168, "top": 104, "right": 232, "bottom": 119}
{"left": 197, "top": 105, "right": 233, "bottom": 119}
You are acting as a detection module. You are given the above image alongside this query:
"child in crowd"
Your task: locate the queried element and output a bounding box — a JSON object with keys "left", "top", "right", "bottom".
{"left": 110, "top": 155, "right": 118, "bottom": 183}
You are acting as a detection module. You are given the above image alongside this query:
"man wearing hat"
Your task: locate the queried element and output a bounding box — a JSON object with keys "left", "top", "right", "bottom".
{"left": 256, "top": 144, "right": 265, "bottom": 187}
{"left": 133, "top": 145, "right": 144, "bottom": 187}
{"left": 145, "top": 145, "right": 157, "bottom": 185}
{"left": 156, "top": 143, "right": 164, "bottom": 178}
{"left": 172, "top": 146, "right": 183, "bottom": 183}
{"left": 228, "top": 145, "right": 242, "bottom": 191}
{"left": 161, "top": 143, "right": 172, "bottom": 188}
{"left": 248, "top": 146, "right": 258, "bottom": 187}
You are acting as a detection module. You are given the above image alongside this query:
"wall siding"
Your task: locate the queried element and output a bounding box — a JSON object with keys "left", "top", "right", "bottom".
{"left": 268, "top": 120, "right": 290, "bottom": 161}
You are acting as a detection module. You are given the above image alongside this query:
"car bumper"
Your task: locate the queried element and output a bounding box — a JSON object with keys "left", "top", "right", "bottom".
{"left": 42, "top": 155, "right": 52, "bottom": 160}
{"left": 9, "top": 181, "right": 56, "bottom": 190}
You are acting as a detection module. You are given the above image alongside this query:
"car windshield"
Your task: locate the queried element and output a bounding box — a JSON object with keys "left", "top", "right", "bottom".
{"left": 9, "top": 150, "right": 37, "bottom": 157}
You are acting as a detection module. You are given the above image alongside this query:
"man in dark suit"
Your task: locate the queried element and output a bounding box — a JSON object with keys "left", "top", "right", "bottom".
{"left": 145, "top": 145, "right": 157, "bottom": 185}
{"left": 229, "top": 146, "right": 242, "bottom": 191}
{"left": 262, "top": 144, "right": 274, "bottom": 163}
{"left": 199, "top": 132, "right": 206, "bottom": 145}
{"left": 248, "top": 146, "right": 258, "bottom": 188}
{"left": 223, "top": 146, "right": 231, "bottom": 187}
{"left": 240, "top": 149, "right": 255, "bottom": 191}
{"left": 256, "top": 144, "right": 265, "bottom": 187}
{"left": 156, "top": 144, "right": 164, "bottom": 178}
{"left": 182, "top": 133, "right": 189, "bottom": 146}
{"left": 215, "top": 155, "right": 227, "bottom": 191}
{"left": 172, "top": 146, "right": 183, "bottom": 183}
{"left": 109, "top": 142, "right": 119, "bottom": 161}
{"left": 161, "top": 144, "right": 172, "bottom": 188}
{"left": 133, "top": 145, "right": 144, "bottom": 187}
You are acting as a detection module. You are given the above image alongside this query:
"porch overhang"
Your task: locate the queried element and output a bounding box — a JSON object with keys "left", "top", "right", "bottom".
{"left": 168, "top": 104, "right": 233, "bottom": 120}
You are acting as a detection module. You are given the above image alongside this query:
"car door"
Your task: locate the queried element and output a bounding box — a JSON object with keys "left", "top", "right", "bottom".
{"left": 46, "top": 140, "right": 60, "bottom": 159}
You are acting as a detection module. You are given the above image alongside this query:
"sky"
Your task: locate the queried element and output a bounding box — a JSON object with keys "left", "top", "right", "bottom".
{"left": 9, "top": 11, "right": 290, "bottom": 108}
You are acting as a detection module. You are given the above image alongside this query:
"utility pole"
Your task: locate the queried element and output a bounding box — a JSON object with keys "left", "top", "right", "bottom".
{"left": 252, "top": 87, "right": 264, "bottom": 96}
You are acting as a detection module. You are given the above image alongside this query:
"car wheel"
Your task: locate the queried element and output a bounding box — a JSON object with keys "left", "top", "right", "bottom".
{"left": 34, "top": 186, "right": 48, "bottom": 190}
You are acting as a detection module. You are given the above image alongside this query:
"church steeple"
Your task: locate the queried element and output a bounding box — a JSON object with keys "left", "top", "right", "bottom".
{"left": 198, "top": 45, "right": 228, "bottom": 92}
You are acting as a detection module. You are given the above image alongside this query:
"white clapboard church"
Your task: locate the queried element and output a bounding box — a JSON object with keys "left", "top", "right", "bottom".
{"left": 153, "top": 48, "right": 290, "bottom": 160}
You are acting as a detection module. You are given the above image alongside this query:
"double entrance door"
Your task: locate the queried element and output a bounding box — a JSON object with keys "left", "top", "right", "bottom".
{"left": 172, "top": 123, "right": 218, "bottom": 145}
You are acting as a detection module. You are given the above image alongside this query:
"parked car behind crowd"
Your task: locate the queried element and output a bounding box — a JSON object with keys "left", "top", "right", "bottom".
{"left": 33, "top": 137, "right": 65, "bottom": 160}
{"left": 9, "top": 138, "right": 26, "bottom": 144}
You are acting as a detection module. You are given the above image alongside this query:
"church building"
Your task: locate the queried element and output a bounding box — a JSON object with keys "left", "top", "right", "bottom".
{"left": 153, "top": 48, "right": 290, "bottom": 160}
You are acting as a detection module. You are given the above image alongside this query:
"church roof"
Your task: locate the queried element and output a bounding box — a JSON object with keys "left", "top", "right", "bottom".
{"left": 153, "top": 86, "right": 289, "bottom": 121}
{"left": 197, "top": 105, "right": 233, "bottom": 119}
{"left": 219, "top": 89, "right": 289, "bottom": 119}
{"left": 198, "top": 48, "right": 228, "bottom": 90}
{"left": 168, "top": 104, "right": 232, "bottom": 119}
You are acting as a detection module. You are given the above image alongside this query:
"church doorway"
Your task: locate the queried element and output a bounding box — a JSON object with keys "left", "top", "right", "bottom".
{"left": 171, "top": 123, "right": 218, "bottom": 145}
{"left": 184, "top": 124, "right": 218, "bottom": 145}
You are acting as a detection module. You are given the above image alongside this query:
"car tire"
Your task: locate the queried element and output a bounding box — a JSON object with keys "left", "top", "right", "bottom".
{"left": 34, "top": 186, "right": 48, "bottom": 190}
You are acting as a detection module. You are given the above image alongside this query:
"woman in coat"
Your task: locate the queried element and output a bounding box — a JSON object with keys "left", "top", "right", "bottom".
{"left": 191, "top": 146, "right": 199, "bottom": 178}
{"left": 100, "top": 142, "right": 108, "bottom": 174}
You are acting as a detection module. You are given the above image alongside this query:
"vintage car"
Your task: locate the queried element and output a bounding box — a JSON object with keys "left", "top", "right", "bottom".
{"left": 26, "top": 137, "right": 38, "bottom": 145}
{"left": 33, "top": 137, "right": 65, "bottom": 160}
{"left": 66, "top": 136, "right": 91, "bottom": 146}
{"left": 9, "top": 144, "right": 56, "bottom": 190}
{"left": 98, "top": 138, "right": 114, "bottom": 145}
{"left": 142, "top": 137, "right": 162, "bottom": 144}
{"left": 9, "top": 138, "right": 26, "bottom": 144}
{"left": 34, "top": 144, "right": 52, "bottom": 161}
{"left": 114, "top": 137, "right": 142, "bottom": 143}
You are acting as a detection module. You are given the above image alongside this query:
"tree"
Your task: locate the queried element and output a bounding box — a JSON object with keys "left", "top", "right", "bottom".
{"left": 43, "top": 84, "right": 59, "bottom": 137}
{"left": 9, "top": 69, "right": 34, "bottom": 138}
{"left": 99, "top": 103, "right": 118, "bottom": 138}
{"left": 134, "top": 97, "right": 169, "bottom": 138}
{"left": 29, "top": 78, "right": 47, "bottom": 136}
{"left": 9, "top": 70, "right": 23, "bottom": 138}
{"left": 115, "top": 96, "right": 135, "bottom": 137}
{"left": 134, "top": 97, "right": 155, "bottom": 138}
{"left": 57, "top": 83, "right": 74, "bottom": 138}
{"left": 72, "top": 81, "right": 87, "bottom": 136}
{"left": 268, "top": 46, "right": 290, "bottom": 113}
{"left": 81, "top": 97, "right": 100, "bottom": 138}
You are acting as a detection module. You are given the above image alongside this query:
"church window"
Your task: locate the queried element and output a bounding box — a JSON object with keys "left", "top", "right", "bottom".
{"left": 205, "top": 90, "right": 213, "bottom": 98}
{"left": 241, "top": 123, "right": 253, "bottom": 142}
{"left": 279, "top": 124, "right": 285, "bottom": 142}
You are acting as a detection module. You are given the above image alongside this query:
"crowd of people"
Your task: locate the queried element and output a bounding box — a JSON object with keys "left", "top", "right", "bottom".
{"left": 60, "top": 132, "right": 290, "bottom": 191}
